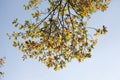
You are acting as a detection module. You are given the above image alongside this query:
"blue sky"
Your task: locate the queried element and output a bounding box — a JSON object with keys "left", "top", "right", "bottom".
{"left": 0, "top": 0, "right": 120, "bottom": 80}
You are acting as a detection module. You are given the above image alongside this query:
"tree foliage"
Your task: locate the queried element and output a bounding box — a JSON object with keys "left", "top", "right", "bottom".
{"left": 0, "top": 57, "right": 5, "bottom": 77}
{"left": 8, "top": 0, "right": 111, "bottom": 70}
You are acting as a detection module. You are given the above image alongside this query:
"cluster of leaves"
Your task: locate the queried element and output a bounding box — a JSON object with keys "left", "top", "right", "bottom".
{"left": 0, "top": 57, "right": 5, "bottom": 77}
{"left": 8, "top": 0, "right": 110, "bottom": 70}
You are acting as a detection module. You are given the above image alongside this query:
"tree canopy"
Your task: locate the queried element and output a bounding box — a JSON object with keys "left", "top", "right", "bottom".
{"left": 7, "top": 0, "right": 111, "bottom": 70}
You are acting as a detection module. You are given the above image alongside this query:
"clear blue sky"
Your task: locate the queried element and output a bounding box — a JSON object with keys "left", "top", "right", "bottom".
{"left": 0, "top": 0, "right": 120, "bottom": 80}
